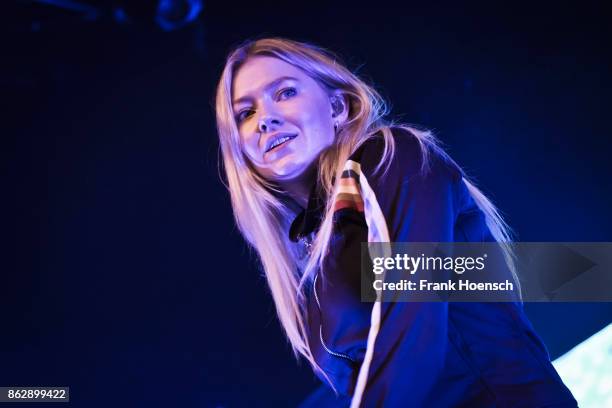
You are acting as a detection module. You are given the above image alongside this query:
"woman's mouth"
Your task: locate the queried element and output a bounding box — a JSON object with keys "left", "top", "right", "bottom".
{"left": 265, "top": 133, "right": 297, "bottom": 153}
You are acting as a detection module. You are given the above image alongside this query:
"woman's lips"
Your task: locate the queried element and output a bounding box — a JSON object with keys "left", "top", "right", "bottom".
{"left": 265, "top": 133, "right": 298, "bottom": 153}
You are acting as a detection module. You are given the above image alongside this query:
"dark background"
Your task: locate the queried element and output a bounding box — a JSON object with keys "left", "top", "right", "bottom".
{"left": 2, "top": 1, "right": 611, "bottom": 406}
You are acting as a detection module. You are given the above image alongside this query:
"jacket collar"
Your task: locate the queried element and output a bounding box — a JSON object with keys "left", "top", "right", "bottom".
{"left": 288, "top": 178, "right": 327, "bottom": 242}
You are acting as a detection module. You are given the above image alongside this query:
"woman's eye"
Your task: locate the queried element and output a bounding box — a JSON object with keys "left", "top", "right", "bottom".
{"left": 236, "top": 109, "right": 253, "bottom": 123}
{"left": 277, "top": 87, "right": 297, "bottom": 100}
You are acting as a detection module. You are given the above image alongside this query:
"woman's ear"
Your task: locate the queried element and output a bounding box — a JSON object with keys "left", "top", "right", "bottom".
{"left": 330, "top": 91, "right": 349, "bottom": 126}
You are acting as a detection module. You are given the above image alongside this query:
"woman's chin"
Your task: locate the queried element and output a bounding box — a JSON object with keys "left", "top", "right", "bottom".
{"left": 269, "top": 160, "right": 311, "bottom": 182}
{"left": 271, "top": 166, "right": 304, "bottom": 181}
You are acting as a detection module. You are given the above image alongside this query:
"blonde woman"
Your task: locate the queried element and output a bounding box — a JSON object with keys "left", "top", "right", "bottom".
{"left": 215, "top": 38, "right": 576, "bottom": 407}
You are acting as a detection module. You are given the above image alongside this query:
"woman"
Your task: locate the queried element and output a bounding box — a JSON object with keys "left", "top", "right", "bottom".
{"left": 215, "top": 38, "right": 576, "bottom": 407}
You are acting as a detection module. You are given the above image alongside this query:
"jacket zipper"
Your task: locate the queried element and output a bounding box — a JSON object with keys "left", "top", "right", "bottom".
{"left": 313, "top": 272, "right": 356, "bottom": 363}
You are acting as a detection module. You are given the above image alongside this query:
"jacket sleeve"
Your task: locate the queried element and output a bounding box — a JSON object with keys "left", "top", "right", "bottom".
{"left": 354, "top": 129, "right": 464, "bottom": 406}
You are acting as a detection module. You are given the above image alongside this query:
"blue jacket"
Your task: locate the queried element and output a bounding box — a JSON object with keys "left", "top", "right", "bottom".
{"left": 291, "top": 128, "right": 577, "bottom": 407}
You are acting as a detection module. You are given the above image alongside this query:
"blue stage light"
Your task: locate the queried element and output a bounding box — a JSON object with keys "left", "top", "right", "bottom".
{"left": 155, "top": 0, "right": 203, "bottom": 31}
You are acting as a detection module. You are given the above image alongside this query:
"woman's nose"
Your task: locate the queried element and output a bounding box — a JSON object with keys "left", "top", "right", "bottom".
{"left": 258, "top": 115, "right": 281, "bottom": 133}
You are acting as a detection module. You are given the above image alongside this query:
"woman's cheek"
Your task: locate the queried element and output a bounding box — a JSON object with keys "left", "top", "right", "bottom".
{"left": 243, "top": 141, "right": 262, "bottom": 164}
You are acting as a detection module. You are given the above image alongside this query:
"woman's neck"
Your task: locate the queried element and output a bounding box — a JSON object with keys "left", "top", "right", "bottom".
{"left": 280, "top": 163, "right": 318, "bottom": 210}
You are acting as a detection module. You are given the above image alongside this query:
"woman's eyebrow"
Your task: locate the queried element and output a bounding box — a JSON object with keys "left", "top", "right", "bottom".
{"left": 233, "top": 76, "right": 299, "bottom": 106}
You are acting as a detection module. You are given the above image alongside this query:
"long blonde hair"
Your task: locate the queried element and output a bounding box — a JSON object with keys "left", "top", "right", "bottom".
{"left": 215, "top": 37, "right": 518, "bottom": 378}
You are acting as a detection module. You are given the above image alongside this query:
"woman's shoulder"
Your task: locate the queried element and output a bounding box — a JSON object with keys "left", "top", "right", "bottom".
{"left": 348, "top": 126, "right": 464, "bottom": 186}
{"left": 349, "top": 126, "right": 421, "bottom": 165}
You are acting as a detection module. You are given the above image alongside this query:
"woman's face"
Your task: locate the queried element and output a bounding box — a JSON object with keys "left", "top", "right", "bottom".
{"left": 232, "top": 56, "right": 341, "bottom": 184}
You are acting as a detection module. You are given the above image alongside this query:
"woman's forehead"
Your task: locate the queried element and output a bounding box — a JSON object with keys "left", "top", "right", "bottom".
{"left": 235, "top": 56, "right": 305, "bottom": 83}
{"left": 232, "top": 56, "right": 312, "bottom": 102}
